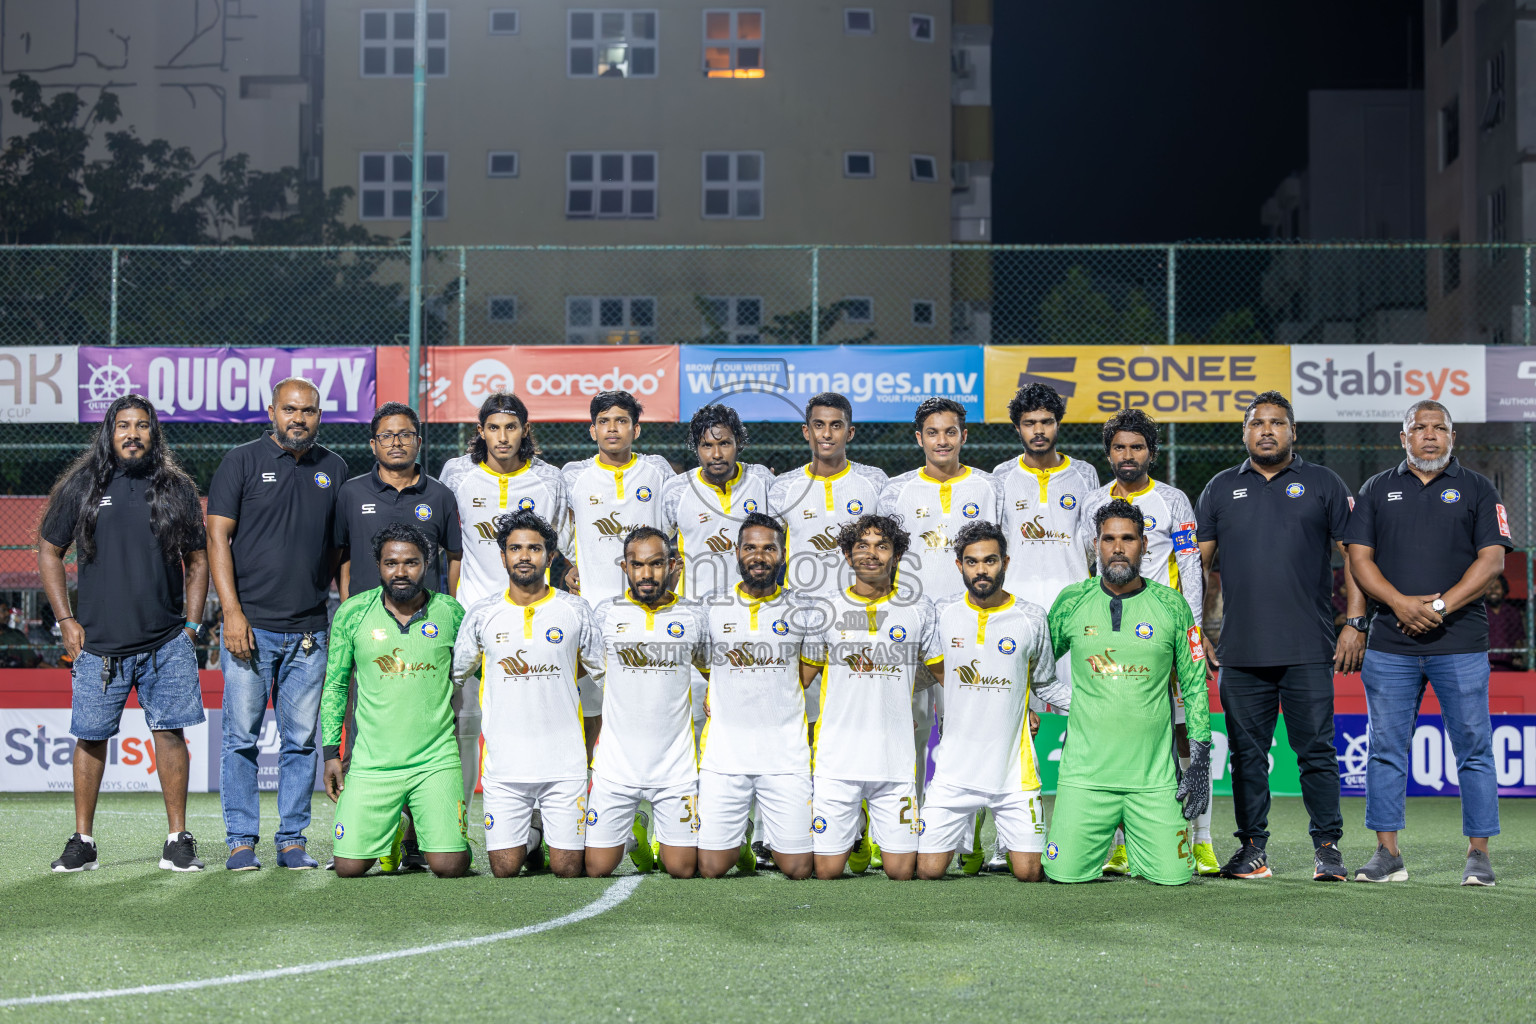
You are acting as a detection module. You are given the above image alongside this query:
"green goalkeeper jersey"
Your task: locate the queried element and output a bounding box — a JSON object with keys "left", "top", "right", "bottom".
{"left": 1047, "top": 577, "right": 1210, "bottom": 792}
{"left": 321, "top": 589, "right": 466, "bottom": 773}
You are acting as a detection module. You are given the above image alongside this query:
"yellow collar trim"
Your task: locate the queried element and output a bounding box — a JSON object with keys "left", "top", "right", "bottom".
{"left": 696, "top": 464, "right": 744, "bottom": 512}
{"left": 804, "top": 463, "right": 851, "bottom": 483}
{"left": 1019, "top": 453, "right": 1072, "bottom": 502}
{"left": 919, "top": 466, "right": 972, "bottom": 485}
{"left": 737, "top": 582, "right": 783, "bottom": 631}
{"left": 1114, "top": 477, "right": 1155, "bottom": 501}
{"left": 480, "top": 459, "right": 531, "bottom": 479}
{"left": 966, "top": 593, "right": 1013, "bottom": 645}
{"left": 845, "top": 585, "right": 894, "bottom": 635}
{"left": 596, "top": 453, "right": 637, "bottom": 498}
{"left": 506, "top": 586, "right": 556, "bottom": 638}
{"left": 627, "top": 591, "right": 679, "bottom": 631}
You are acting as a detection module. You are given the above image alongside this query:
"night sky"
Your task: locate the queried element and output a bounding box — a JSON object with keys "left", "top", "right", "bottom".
{"left": 993, "top": 1, "right": 1425, "bottom": 243}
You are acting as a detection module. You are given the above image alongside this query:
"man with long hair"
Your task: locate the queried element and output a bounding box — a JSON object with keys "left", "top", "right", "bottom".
{"left": 39, "top": 395, "right": 210, "bottom": 872}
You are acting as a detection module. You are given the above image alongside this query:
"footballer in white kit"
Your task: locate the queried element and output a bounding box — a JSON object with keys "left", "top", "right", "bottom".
{"left": 696, "top": 512, "right": 816, "bottom": 880}
{"left": 450, "top": 508, "right": 602, "bottom": 879}
{"left": 661, "top": 405, "right": 773, "bottom": 599}
{"left": 916, "top": 521, "right": 1074, "bottom": 882}
{"left": 585, "top": 526, "right": 710, "bottom": 880}
{"left": 800, "top": 513, "right": 943, "bottom": 881}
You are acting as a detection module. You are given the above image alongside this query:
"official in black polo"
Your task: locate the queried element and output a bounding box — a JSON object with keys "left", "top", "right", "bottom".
{"left": 38, "top": 395, "right": 209, "bottom": 873}
{"left": 207, "top": 377, "right": 348, "bottom": 872}
{"left": 1195, "top": 390, "right": 1365, "bottom": 883}
{"left": 335, "top": 402, "right": 462, "bottom": 600}
{"left": 1344, "top": 399, "right": 1510, "bottom": 887}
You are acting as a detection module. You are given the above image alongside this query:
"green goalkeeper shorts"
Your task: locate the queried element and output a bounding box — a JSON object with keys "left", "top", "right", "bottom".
{"left": 332, "top": 765, "right": 469, "bottom": 861}
{"left": 1043, "top": 784, "right": 1194, "bottom": 886}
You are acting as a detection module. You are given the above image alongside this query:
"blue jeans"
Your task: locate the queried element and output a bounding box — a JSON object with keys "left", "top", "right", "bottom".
{"left": 220, "top": 627, "right": 328, "bottom": 851}
{"left": 1361, "top": 649, "right": 1500, "bottom": 838}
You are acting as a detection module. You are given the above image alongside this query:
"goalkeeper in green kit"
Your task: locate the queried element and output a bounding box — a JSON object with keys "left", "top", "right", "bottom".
{"left": 322, "top": 523, "right": 470, "bottom": 878}
{"left": 1044, "top": 498, "right": 1211, "bottom": 885}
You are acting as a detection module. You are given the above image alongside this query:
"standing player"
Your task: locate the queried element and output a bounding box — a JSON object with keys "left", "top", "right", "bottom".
{"left": 562, "top": 390, "right": 675, "bottom": 758}
{"left": 800, "top": 514, "right": 943, "bottom": 881}
{"left": 586, "top": 526, "right": 709, "bottom": 880}
{"left": 451, "top": 510, "right": 602, "bottom": 879}
{"left": 1079, "top": 409, "right": 1215, "bottom": 876}
{"left": 1043, "top": 499, "right": 1211, "bottom": 885}
{"left": 917, "top": 521, "right": 1071, "bottom": 881}
{"left": 662, "top": 404, "right": 773, "bottom": 599}
{"left": 697, "top": 513, "right": 815, "bottom": 880}
{"left": 322, "top": 523, "right": 469, "bottom": 878}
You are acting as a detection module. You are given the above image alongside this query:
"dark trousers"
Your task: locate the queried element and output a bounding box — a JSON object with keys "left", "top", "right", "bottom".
{"left": 1219, "top": 662, "right": 1342, "bottom": 849}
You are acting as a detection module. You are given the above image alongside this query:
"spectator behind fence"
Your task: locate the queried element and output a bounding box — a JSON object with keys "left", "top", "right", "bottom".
{"left": 1483, "top": 575, "right": 1525, "bottom": 672}
{"left": 0, "top": 598, "right": 40, "bottom": 668}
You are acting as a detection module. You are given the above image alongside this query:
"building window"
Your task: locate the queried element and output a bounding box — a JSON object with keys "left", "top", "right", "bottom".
{"left": 359, "top": 152, "right": 446, "bottom": 219}
{"left": 910, "top": 13, "right": 934, "bottom": 41}
{"left": 567, "top": 295, "right": 657, "bottom": 344}
{"left": 566, "top": 152, "right": 657, "bottom": 218}
{"left": 843, "top": 151, "right": 874, "bottom": 178}
{"left": 568, "top": 10, "right": 658, "bottom": 77}
{"left": 1440, "top": 96, "right": 1459, "bottom": 169}
{"left": 703, "top": 9, "right": 764, "bottom": 77}
{"left": 1442, "top": 233, "right": 1461, "bottom": 294}
{"left": 911, "top": 300, "right": 936, "bottom": 326}
{"left": 910, "top": 154, "right": 937, "bottom": 182}
{"left": 843, "top": 296, "right": 873, "bottom": 323}
{"left": 487, "top": 152, "right": 519, "bottom": 177}
{"left": 1483, "top": 50, "right": 1506, "bottom": 130}
{"left": 701, "top": 296, "right": 762, "bottom": 343}
{"left": 487, "top": 296, "right": 518, "bottom": 322}
{"left": 489, "top": 10, "right": 519, "bottom": 34}
{"left": 1440, "top": 0, "right": 1457, "bottom": 43}
{"left": 702, "top": 152, "right": 763, "bottom": 219}
{"left": 844, "top": 8, "right": 874, "bottom": 34}
{"left": 1488, "top": 187, "right": 1508, "bottom": 261}
{"left": 361, "top": 9, "right": 447, "bottom": 77}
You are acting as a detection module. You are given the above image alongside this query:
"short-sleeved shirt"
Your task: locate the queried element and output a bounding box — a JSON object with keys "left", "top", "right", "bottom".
{"left": 768, "top": 462, "right": 889, "bottom": 597}
{"left": 992, "top": 454, "right": 1101, "bottom": 610}
{"left": 661, "top": 463, "right": 774, "bottom": 598}
{"left": 562, "top": 453, "right": 675, "bottom": 607}
{"left": 878, "top": 466, "right": 1005, "bottom": 603}
{"left": 40, "top": 470, "right": 205, "bottom": 657}
{"left": 1342, "top": 458, "right": 1514, "bottom": 655}
{"left": 206, "top": 433, "right": 347, "bottom": 633}
{"left": 450, "top": 458, "right": 570, "bottom": 610}
{"left": 1195, "top": 456, "right": 1352, "bottom": 667}
{"left": 1080, "top": 478, "right": 1204, "bottom": 627}
{"left": 334, "top": 465, "right": 462, "bottom": 596}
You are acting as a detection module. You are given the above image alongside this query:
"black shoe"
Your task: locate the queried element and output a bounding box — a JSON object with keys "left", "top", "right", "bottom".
{"left": 51, "top": 833, "right": 98, "bottom": 873}
{"left": 752, "top": 840, "right": 778, "bottom": 871}
{"left": 1313, "top": 842, "right": 1346, "bottom": 882}
{"left": 159, "top": 832, "right": 205, "bottom": 872}
{"left": 1218, "top": 840, "right": 1272, "bottom": 879}
{"left": 401, "top": 836, "right": 428, "bottom": 872}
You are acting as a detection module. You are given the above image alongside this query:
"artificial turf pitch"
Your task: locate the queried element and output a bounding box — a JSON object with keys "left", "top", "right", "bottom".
{"left": 1, "top": 793, "right": 1530, "bottom": 1023}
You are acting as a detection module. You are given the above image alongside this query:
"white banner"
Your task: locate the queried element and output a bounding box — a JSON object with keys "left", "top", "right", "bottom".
{"left": 1290, "top": 345, "right": 1487, "bottom": 423}
{"left": 1, "top": 709, "right": 210, "bottom": 792}
{"left": 0, "top": 346, "right": 78, "bottom": 423}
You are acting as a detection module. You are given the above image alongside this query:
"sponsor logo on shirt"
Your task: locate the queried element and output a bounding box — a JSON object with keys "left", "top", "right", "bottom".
{"left": 920, "top": 526, "right": 952, "bottom": 549}
{"left": 955, "top": 659, "right": 1010, "bottom": 689}
{"left": 720, "top": 645, "right": 793, "bottom": 668}
{"left": 1082, "top": 624, "right": 1098, "bottom": 636}
{"left": 314, "top": 472, "right": 331, "bottom": 488}
{"left": 636, "top": 486, "right": 653, "bottom": 502}
{"left": 415, "top": 503, "right": 432, "bottom": 521}
{"left": 371, "top": 629, "right": 388, "bottom": 641}
{"left": 1085, "top": 649, "right": 1151, "bottom": 676}
{"left": 545, "top": 627, "right": 564, "bottom": 644}
{"left": 372, "top": 648, "right": 438, "bottom": 675}
{"left": 262, "top": 472, "right": 276, "bottom": 483}
{"left": 807, "top": 526, "right": 842, "bottom": 551}
{"left": 98, "top": 495, "right": 112, "bottom": 507}
{"left": 472, "top": 521, "right": 498, "bottom": 541}
{"left": 1387, "top": 491, "right": 1403, "bottom": 502}
{"left": 962, "top": 502, "right": 981, "bottom": 519}
{"left": 484, "top": 813, "right": 495, "bottom": 830}
{"left": 1019, "top": 516, "right": 1071, "bottom": 543}
{"left": 1286, "top": 482, "right": 1305, "bottom": 498}
{"left": 615, "top": 642, "right": 687, "bottom": 669}
{"left": 497, "top": 651, "right": 564, "bottom": 676}
{"left": 1059, "top": 493, "right": 1077, "bottom": 510}
{"left": 1441, "top": 488, "right": 1461, "bottom": 503}
{"left": 1497, "top": 503, "right": 1512, "bottom": 538}
{"left": 1134, "top": 622, "right": 1154, "bottom": 640}
{"left": 705, "top": 528, "right": 735, "bottom": 553}
{"left": 847, "top": 499, "right": 863, "bottom": 515}
{"left": 421, "top": 622, "right": 439, "bottom": 638}
{"left": 997, "top": 636, "right": 1017, "bottom": 655}
{"left": 361, "top": 503, "right": 376, "bottom": 514}
{"left": 1187, "top": 626, "right": 1205, "bottom": 661}
{"left": 1172, "top": 522, "right": 1197, "bottom": 553}
{"left": 1232, "top": 488, "right": 1247, "bottom": 499}
{"left": 591, "top": 511, "right": 626, "bottom": 537}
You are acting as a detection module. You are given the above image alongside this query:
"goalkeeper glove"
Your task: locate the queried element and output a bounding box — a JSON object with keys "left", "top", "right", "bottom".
{"left": 1176, "top": 740, "right": 1211, "bottom": 821}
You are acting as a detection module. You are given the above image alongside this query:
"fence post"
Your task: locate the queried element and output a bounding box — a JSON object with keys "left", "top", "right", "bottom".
{"left": 458, "top": 246, "right": 468, "bottom": 346}
{"left": 109, "top": 246, "right": 120, "bottom": 345}
{"left": 810, "top": 246, "right": 820, "bottom": 346}
{"left": 1165, "top": 245, "right": 1177, "bottom": 485}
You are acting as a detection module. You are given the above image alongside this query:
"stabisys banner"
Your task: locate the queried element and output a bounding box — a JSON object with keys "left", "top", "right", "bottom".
{"left": 1290, "top": 345, "right": 1486, "bottom": 423}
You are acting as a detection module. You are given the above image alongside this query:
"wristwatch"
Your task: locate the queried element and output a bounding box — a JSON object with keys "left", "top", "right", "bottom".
{"left": 1343, "top": 616, "right": 1368, "bottom": 632}
{"left": 184, "top": 620, "right": 205, "bottom": 640}
{"left": 1431, "top": 599, "right": 1447, "bottom": 614}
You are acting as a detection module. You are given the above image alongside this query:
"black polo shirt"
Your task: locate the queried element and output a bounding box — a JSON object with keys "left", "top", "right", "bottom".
{"left": 206, "top": 433, "right": 347, "bottom": 633}
{"left": 334, "top": 464, "right": 462, "bottom": 596}
{"left": 1342, "top": 457, "right": 1513, "bottom": 655}
{"left": 1196, "top": 455, "right": 1353, "bottom": 667}
{"left": 40, "top": 470, "right": 205, "bottom": 657}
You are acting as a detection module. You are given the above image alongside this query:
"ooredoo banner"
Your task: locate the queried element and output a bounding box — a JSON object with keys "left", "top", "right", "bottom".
{"left": 375, "top": 345, "right": 679, "bottom": 422}
{"left": 1290, "top": 345, "right": 1486, "bottom": 423}
{"left": 0, "top": 346, "right": 77, "bottom": 423}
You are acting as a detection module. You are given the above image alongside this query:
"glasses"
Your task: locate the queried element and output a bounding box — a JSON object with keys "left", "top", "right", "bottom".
{"left": 373, "top": 431, "right": 420, "bottom": 445}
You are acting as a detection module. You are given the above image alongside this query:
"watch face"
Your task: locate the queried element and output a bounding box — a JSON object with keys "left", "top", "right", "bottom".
{"left": 1432, "top": 600, "right": 1446, "bottom": 613}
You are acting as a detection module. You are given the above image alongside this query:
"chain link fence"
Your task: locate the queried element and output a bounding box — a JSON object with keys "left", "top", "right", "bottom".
{"left": 1, "top": 242, "right": 1532, "bottom": 667}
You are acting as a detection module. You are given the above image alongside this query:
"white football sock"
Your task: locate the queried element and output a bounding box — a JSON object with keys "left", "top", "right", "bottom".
{"left": 79, "top": 833, "right": 95, "bottom": 845}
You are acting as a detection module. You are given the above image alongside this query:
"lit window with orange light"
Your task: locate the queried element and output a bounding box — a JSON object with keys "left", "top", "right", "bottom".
{"left": 703, "top": 9, "right": 764, "bottom": 77}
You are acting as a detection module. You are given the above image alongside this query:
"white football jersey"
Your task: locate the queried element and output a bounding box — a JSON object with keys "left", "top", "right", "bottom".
{"left": 769, "top": 462, "right": 888, "bottom": 597}
{"left": 804, "top": 589, "right": 942, "bottom": 783}
{"left": 452, "top": 589, "right": 602, "bottom": 784}
{"left": 1079, "top": 478, "right": 1204, "bottom": 626}
{"left": 451, "top": 458, "right": 571, "bottom": 610}
{"left": 697, "top": 585, "right": 811, "bottom": 776}
{"left": 992, "top": 454, "right": 1101, "bottom": 610}
{"left": 562, "top": 453, "right": 675, "bottom": 607}
{"left": 591, "top": 594, "right": 708, "bottom": 789}
{"left": 933, "top": 595, "right": 1071, "bottom": 795}
{"left": 661, "top": 463, "right": 774, "bottom": 598}
{"left": 878, "top": 467, "right": 1004, "bottom": 603}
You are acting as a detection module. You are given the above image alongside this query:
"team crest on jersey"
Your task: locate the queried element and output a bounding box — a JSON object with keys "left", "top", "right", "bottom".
{"left": 335, "top": 824, "right": 345, "bottom": 839}
{"left": 517, "top": 497, "right": 536, "bottom": 512}
{"left": 420, "top": 622, "right": 439, "bottom": 638}
{"left": 1045, "top": 842, "right": 1058, "bottom": 860}
{"left": 811, "top": 816, "right": 827, "bottom": 834}
{"left": 666, "top": 621, "right": 685, "bottom": 638}
{"left": 1441, "top": 488, "right": 1461, "bottom": 503}
{"left": 962, "top": 502, "right": 981, "bottom": 519}
{"left": 1286, "top": 482, "right": 1305, "bottom": 498}
{"left": 636, "top": 486, "right": 653, "bottom": 502}
{"left": 1143, "top": 515, "right": 1157, "bottom": 531}
{"left": 847, "top": 499, "right": 863, "bottom": 515}
{"left": 371, "top": 629, "right": 388, "bottom": 641}
{"left": 484, "top": 813, "right": 494, "bottom": 830}
{"left": 414, "top": 503, "right": 432, "bottom": 521}
{"left": 1059, "top": 493, "right": 1077, "bottom": 510}
{"left": 889, "top": 625, "right": 907, "bottom": 642}
{"left": 772, "top": 619, "right": 789, "bottom": 636}
{"left": 1134, "top": 622, "right": 1154, "bottom": 640}
{"left": 743, "top": 499, "right": 759, "bottom": 513}
{"left": 546, "top": 627, "right": 564, "bottom": 644}
{"left": 314, "top": 472, "right": 331, "bottom": 488}
{"left": 585, "top": 809, "right": 598, "bottom": 827}
{"left": 997, "top": 637, "right": 1017, "bottom": 655}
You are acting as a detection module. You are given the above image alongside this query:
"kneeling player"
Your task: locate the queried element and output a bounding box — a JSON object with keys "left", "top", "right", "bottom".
{"left": 916, "top": 521, "right": 1071, "bottom": 881}
{"left": 452, "top": 510, "right": 603, "bottom": 878}
{"left": 323, "top": 524, "right": 470, "bottom": 878}
{"left": 1043, "top": 499, "right": 1210, "bottom": 885}
{"left": 801, "top": 514, "right": 942, "bottom": 881}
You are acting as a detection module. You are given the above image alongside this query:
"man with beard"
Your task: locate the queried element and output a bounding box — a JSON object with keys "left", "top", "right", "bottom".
{"left": 40, "top": 396, "right": 209, "bottom": 872}
{"left": 661, "top": 404, "right": 773, "bottom": 598}
{"left": 321, "top": 523, "right": 469, "bottom": 878}
{"left": 208, "top": 378, "right": 348, "bottom": 871}
{"left": 1195, "top": 391, "right": 1363, "bottom": 882}
{"left": 917, "top": 521, "right": 1070, "bottom": 882}
{"left": 1080, "top": 409, "right": 1215, "bottom": 876}
{"left": 1043, "top": 500, "right": 1211, "bottom": 885}
{"left": 696, "top": 513, "right": 814, "bottom": 880}
{"left": 1344, "top": 400, "right": 1511, "bottom": 886}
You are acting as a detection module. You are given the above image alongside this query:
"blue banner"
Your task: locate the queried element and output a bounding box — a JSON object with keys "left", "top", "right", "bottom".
{"left": 1335, "top": 713, "right": 1536, "bottom": 798}
{"left": 679, "top": 345, "right": 984, "bottom": 423}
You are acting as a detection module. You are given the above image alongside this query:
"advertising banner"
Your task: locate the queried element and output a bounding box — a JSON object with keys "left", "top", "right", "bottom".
{"left": 1335, "top": 713, "right": 1536, "bottom": 798}
{"left": 680, "top": 345, "right": 983, "bottom": 422}
{"left": 0, "top": 346, "right": 77, "bottom": 423}
{"left": 1290, "top": 345, "right": 1486, "bottom": 423}
{"left": 376, "top": 345, "right": 679, "bottom": 423}
{"left": 984, "top": 346, "right": 1290, "bottom": 423}
{"left": 1484, "top": 347, "right": 1536, "bottom": 421}
{"left": 76, "top": 347, "right": 376, "bottom": 423}
{"left": 2, "top": 708, "right": 210, "bottom": 793}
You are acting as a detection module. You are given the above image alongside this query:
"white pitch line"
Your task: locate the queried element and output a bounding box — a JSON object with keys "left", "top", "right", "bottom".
{"left": 0, "top": 874, "right": 643, "bottom": 1008}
